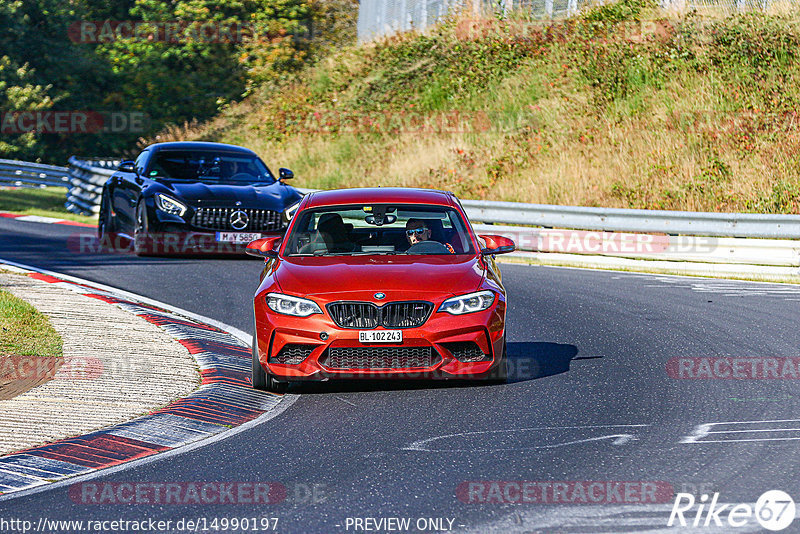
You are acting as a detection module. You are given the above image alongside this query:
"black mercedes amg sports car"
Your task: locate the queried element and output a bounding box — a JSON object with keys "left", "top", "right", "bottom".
{"left": 98, "top": 141, "right": 303, "bottom": 255}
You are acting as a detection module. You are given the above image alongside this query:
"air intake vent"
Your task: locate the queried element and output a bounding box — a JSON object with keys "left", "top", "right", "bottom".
{"left": 270, "top": 344, "right": 316, "bottom": 365}
{"left": 191, "top": 207, "right": 284, "bottom": 232}
{"left": 326, "top": 301, "right": 432, "bottom": 329}
{"left": 322, "top": 347, "right": 438, "bottom": 370}
{"left": 441, "top": 341, "right": 489, "bottom": 363}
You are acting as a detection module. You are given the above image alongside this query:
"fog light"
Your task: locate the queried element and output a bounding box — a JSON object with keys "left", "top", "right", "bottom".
{"left": 320, "top": 332, "right": 329, "bottom": 340}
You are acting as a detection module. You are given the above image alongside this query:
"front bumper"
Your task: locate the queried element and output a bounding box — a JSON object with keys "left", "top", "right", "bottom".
{"left": 143, "top": 207, "right": 287, "bottom": 255}
{"left": 254, "top": 295, "right": 506, "bottom": 380}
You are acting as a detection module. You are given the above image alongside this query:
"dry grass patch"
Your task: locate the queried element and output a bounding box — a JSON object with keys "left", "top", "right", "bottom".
{"left": 146, "top": 0, "right": 800, "bottom": 214}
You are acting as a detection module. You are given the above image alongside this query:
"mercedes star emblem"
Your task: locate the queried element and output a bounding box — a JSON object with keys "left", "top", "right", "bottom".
{"left": 230, "top": 210, "right": 249, "bottom": 230}
{"left": 374, "top": 292, "right": 386, "bottom": 300}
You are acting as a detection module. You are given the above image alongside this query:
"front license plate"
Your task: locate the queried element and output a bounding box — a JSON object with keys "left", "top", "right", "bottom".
{"left": 359, "top": 330, "right": 403, "bottom": 343}
{"left": 216, "top": 232, "right": 262, "bottom": 243}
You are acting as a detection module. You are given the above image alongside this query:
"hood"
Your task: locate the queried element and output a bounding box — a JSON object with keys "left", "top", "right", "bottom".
{"left": 274, "top": 255, "right": 486, "bottom": 300}
{"left": 158, "top": 180, "right": 301, "bottom": 210}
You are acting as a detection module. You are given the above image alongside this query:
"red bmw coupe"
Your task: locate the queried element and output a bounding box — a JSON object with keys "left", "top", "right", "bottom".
{"left": 246, "top": 188, "right": 515, "bottom": 392}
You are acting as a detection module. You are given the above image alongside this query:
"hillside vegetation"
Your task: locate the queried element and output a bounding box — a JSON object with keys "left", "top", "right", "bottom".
{"left": 172, "top": 0, "right": 800, "bottom": 213}
{"left": 0, "top": 0, "right": 356, "bottom": 162}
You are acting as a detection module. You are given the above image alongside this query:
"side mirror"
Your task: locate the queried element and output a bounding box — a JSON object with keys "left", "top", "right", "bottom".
{"left": 246, "top": 237, "right": 282, "bottom": 258}
{"left": 478, "top": 234, "right": 515, "bottom": 255}
{"left": 118, "top": 160, "right": 136, "bottom": 173}
{"left": 278, "top": 168, "right": 294, "bottom": 180}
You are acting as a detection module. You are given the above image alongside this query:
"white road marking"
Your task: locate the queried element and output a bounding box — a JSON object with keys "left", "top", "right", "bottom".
{"left": 403, "top": 424, "right": 648, "bottom": 452}
{"left": 638, "top": 276, "right": 800, "bottom": 299}
{"left": 682, "top": 419, "right": 800, "bottom": 444}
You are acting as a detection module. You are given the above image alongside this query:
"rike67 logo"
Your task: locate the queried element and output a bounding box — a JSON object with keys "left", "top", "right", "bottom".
{"left": 669, "top": 490, "right": 796, "bottom": 531}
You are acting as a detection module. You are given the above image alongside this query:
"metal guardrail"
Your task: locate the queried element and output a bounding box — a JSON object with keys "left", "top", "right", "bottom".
{"left": 298, "top": 188, "right": 800, "bottom": 239}
{"left": 65, "top": 157, "right": 118, "bottom": 215}
{"left": 0, "top": 159, "right": 71, "bottom": 189}
{"left": 471, "top": 224, "right": 800, "bottom": 266}
{"left": 1, "top": 159, "right": 798, "bottom": 270}
{"left": 0, "top": 158, "right": 118, "bottom": 216}
{"left": 461, "top": 200, "right": 800, "bottom": 239}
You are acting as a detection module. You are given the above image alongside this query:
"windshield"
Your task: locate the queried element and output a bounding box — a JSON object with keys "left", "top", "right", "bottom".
{"left": 284, "top": 204, "right": 475, "bottom": 256}
{"left": 146, "top": 150, "right": 275, "bottom": 183}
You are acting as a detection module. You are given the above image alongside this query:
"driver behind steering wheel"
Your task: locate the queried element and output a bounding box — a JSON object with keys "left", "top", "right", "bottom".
{"left": 221, "top": 160, "right": 255, "bottom": 181}
{"left": 405, "top": 218, "right": 455, "bottom": 253}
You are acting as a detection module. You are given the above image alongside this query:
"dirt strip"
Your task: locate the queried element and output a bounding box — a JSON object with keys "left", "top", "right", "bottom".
{"left": 0, "top": 272, "right": 200, "bottom": 455}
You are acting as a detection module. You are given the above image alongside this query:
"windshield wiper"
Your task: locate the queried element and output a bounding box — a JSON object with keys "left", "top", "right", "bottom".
{"left": 309, "top": 251, "right": 406, "bottom": 256}
{"left": 344, "top": 251, "right": 398, "bottom": 255}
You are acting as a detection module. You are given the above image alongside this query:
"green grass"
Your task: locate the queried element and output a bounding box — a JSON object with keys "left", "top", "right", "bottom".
{"left": 0, "top": 187, "right": 97, "bottom": 225}
{"left": 0, "top": 287, "right": 63, "bottom": 359}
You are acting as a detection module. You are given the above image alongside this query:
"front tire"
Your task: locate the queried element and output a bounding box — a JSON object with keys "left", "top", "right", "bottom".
{"left": 252, "top": 337, "right": 267, "bottom": 390}
{"left": 252, "top": 337, "right": 287, "bottom": 393}
{"left": 133, "top": 202, "right": 152, "bottom": 256}
{"left": 97, "top": 188, "right": 116, "bottom": 250}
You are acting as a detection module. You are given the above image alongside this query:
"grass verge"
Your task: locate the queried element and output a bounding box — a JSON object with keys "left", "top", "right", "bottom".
{"left": 0, "top": 187, "right": 97, "bottom": 225}
{"left": 0, "top": 287, "right": 63, "bottom": 359}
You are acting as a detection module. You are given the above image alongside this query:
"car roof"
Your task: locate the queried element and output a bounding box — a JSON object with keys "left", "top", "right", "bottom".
{"left": 144, "top": 141, "right": 257, "bottom": 155}
{"left": 303, "top": 188, "right": 456, "bottom": 209}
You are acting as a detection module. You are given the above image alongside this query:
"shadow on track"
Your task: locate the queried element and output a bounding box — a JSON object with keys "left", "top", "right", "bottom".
{"left": 290, "top": 341, "right": 581, "bottom": 394}
{"left": 507, "top": 341, "right": 580, "bottom": 383}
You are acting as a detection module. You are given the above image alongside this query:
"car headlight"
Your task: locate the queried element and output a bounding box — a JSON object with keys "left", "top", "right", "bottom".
{"left": 154, "top": 193, "right": 187, "bottom": 217}
{"left": 266, "top": 293, "right": 322, "bottom": 317}
{"left": 283, "top": 201, "right": 300, "bottom": 222}
{"left": 438, "top": 290, "right": 495, "bottom": 315}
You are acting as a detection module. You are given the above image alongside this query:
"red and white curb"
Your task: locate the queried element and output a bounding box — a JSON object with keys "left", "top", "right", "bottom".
{"left": 0, "top": 259, "right": 294, "bottom": 499}
{"left": 0, "top": 211, "right": 95, "bottom": 228}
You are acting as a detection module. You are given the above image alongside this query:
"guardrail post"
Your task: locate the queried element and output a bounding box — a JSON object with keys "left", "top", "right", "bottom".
{"left": 567, "top": 0, "right": 577, "bottom": 16}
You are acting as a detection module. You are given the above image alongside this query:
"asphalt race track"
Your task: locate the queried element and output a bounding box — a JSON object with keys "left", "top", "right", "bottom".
{"left": 2, "top": 216, "right": 800, "bottom": 533}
